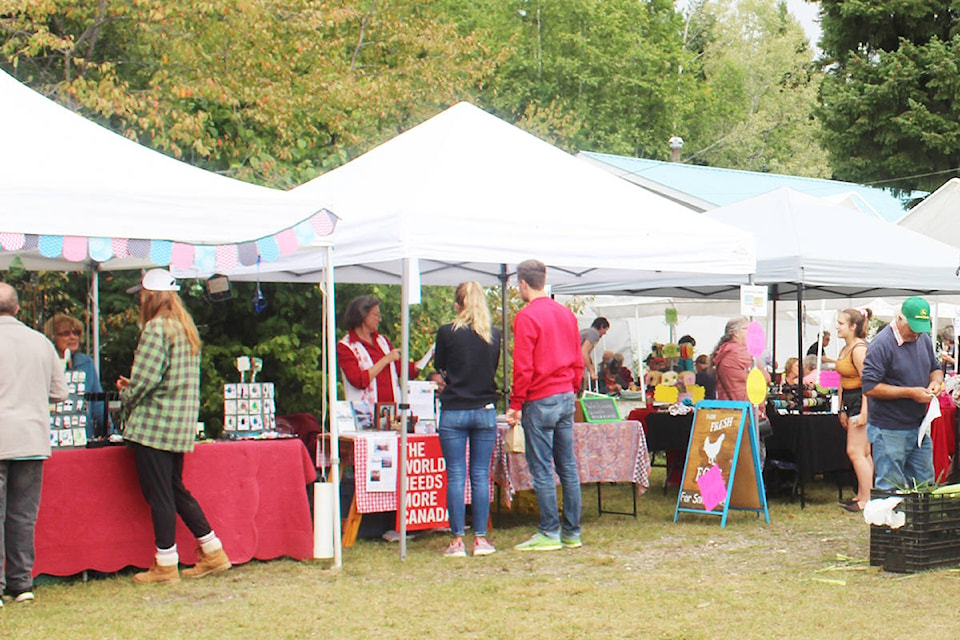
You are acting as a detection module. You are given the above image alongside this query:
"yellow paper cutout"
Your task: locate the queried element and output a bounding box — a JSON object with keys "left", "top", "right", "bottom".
{"left": 691, "top": 385, "right": 706, "bottom": 404}
{"left": 654, "top": 384, "right": 679, "bottom": 404}
{"left": 746, "top": 368, "right": 768, "bottom": 405}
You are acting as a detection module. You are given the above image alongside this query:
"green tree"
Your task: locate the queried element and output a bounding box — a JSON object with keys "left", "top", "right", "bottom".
{"left": 816, "top": 0, "right": 960, "bottom": 192}
{"left": 679, "top": 0, "right": 827, "bottom": 176}
{"left": 435, "top": 0, "right": 700, "bottom": 157}
{"left": 1, "top": 0, "right": 493, "bottom": 186}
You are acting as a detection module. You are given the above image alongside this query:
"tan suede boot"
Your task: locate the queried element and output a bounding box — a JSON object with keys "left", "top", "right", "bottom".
{"left": 133, "top": 562, "right": 180, "bottom": 584}
{"left": 181, "top": 548, "right": 231, "bottom": 579}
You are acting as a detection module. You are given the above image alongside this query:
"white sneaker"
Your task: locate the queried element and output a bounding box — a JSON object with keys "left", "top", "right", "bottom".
{"left": 13, "top": 591, "right": 35, "bottom": 603}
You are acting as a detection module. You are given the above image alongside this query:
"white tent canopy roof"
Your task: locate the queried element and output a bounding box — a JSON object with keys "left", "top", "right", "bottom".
{"left": 225, "top": 102, "right": 755, "bottom": 285}
{"left": 556, "top": 187, "right": 960, "bottom": 299}
{"left": 897, "top": 177, "right": 960, "bottom": 248}
{"left": 0, "top": 70, "right": 334, "bottom": 272}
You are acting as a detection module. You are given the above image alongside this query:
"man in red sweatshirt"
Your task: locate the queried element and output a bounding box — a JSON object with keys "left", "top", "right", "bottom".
{"left": 506, "top": 259, "right": 584, "bottom": 551}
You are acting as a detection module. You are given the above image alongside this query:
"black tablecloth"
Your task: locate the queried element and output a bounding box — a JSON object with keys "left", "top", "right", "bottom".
{"left": 643, "top": 413, "right": 693, "bottom": 453}
{"left": 765, "top": 412, "right": 852, "bottom": 483}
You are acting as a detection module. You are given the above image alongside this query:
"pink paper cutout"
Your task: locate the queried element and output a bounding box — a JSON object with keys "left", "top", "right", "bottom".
{"left": 697, "top": 464, "right": 728, "bottom": 512}
{"left": 746, "top": 321, "right": 766, "bottom": 358}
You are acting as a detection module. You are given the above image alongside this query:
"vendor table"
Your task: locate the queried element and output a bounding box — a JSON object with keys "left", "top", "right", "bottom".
{"left": 33, "top": 438, "right": 316, "bottom": 577}
{"left": 337, "top": 432, "right": 485, "bottom": 548}
{"left": 932, "top": 395, "right": 957, "bottom": 483}
{"left": 767, "top": 398, "right": 958, "bottom": 507}
{"left": 491, "top": 420, "right": 650, "bottom": 512}
{"left": 765, "top": 412, "right": 851, "bottom": 507}
{"left": 627, "top": 408, "right": 691, "bottom": 492}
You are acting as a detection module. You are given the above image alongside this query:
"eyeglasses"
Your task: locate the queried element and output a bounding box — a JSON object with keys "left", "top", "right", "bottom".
{"left": 57, "top": 329, "right": 82, "bottom": 337}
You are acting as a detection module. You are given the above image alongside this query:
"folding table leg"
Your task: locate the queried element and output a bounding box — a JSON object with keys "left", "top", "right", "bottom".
{"left": 342, "top": 496, "right": 361, "bottom": 548}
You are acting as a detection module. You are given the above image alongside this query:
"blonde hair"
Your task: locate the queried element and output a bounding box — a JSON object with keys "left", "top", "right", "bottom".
{"left": 43, "top": 313, "right": 83, "bottom": 342}
{"left": 452, "top": 281, "right": 492, "bottom": 343}
{"left": 139, "top": 290, "right": 201, "bottom": 355}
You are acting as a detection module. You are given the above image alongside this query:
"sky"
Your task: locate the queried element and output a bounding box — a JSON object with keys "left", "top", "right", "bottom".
{"left": 786, "top": 0, "right": 822, "bottom": 46}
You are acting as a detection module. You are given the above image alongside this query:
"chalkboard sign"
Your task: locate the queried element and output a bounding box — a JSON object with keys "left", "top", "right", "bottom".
{"left": 579, "top": 396, "right": 621, "bottom": 423}
{"left": 674, "top": 400, "right": 769, "bottom": 527}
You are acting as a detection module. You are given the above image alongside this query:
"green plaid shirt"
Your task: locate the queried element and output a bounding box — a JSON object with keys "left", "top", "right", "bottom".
{"left": 121, "top": 317, "right": 200, "bottom": 453}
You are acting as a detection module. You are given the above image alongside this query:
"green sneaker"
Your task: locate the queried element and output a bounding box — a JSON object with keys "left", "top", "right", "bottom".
{"left": 514, "top": 533, "right": 562, "bottom": 552}
{"left": 561, "top": 534, "right": 582, "bottom": 549}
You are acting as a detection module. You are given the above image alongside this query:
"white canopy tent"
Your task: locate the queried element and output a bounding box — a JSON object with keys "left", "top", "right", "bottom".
{"left": 555, "top": 187, "right": 960, "bottom": 371}
{"left": 0, "top": 69, "right": 332, "bottom": 271}
{"left": 223, "top": 102, "right": 755, "bottom": 286}
{"left": 221, "top": 101, "right": 757, "bottom": 559}
{"left": 0, "top": 71, "right": 343, "bottom": 567}
{"left": 556, "top": 187, "right": 960, "bottom": 299}
{"left": 897, "top": 177, "right": 960, "bottom": 248}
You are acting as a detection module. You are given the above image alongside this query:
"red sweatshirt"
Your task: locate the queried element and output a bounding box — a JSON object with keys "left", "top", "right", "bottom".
{"left": 509, "top": 297, "right": 583, "bottom": 410}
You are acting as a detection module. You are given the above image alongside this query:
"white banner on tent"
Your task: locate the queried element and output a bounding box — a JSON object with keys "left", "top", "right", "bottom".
{"left": 403, "top": 257, "right": 422, "bottom": 305}
{"left": 740, "top": 285, "right": 768, "bottom": 317}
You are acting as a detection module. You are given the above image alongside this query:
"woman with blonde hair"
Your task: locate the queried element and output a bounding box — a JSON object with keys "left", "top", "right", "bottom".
{"left": 44, "top": 313, "right": 110, "bottom": 438}
{"left": 434, "top": 281, "right": 501, "bottom": 557}
{"left": 836, "top": 308, "right": 872, "bottom": 512}
{"left": 117, "top": 269, "right": 230, "bottom": 583}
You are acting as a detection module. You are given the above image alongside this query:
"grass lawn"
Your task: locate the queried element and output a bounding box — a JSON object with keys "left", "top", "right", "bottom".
{"left": 4, "top": 469, "right": 959, "bottom": 639}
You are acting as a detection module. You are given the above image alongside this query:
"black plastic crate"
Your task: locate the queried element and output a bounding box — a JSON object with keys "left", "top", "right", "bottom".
{"left": 869, "top": 491, "right": 960, "bottom": 573}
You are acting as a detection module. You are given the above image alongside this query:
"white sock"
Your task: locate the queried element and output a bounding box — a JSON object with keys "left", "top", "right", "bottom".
{"left": 198, "top": 531, "right": 222, "bottom": 554}
{"left": 156, "top": 546, "right": 179, "bottom": 567}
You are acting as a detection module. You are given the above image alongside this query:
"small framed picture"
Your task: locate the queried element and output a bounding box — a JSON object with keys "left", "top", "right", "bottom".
{"left": 375, "top": 402, "right": 397, "bottom": 431}
{"left": 334, "top": 400, "right": 358, "bottom": 432}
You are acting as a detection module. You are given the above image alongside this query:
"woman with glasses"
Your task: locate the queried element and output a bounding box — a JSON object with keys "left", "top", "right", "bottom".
{"left": 43, "top": 314, "right": 108, "bottom": 439}
{"left": 336, "top": 295, "right": 422, "bottom": 427}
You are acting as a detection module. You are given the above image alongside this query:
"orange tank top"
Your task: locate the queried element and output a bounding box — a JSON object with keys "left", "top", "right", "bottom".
{"left": 835, "top": 341, "right": 867, "bottom": 390}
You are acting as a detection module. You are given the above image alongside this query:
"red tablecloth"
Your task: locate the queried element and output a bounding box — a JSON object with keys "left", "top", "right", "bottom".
{"left": 33, "top": 438, "right": 316, "bottom": 577}
{"left": 492, "top": 420, "right": 650, "bottom": 507}
{"left": 932, "top": 396, "right": 957, "bottom": 483}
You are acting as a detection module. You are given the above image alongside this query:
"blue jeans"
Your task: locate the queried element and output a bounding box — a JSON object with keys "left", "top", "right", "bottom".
{"left": 439, "top": 408, "right": 497, "bottom": 537}
{"left": 867, "top": 423, "right": 935, "bottom": 490}
{"left": 521, "top": 392, "right": 580, "bottom": 539}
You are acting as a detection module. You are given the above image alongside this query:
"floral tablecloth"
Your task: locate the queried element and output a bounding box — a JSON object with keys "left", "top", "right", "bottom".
{"left": 492, "top": 420, "right": 650, "bottom": 507}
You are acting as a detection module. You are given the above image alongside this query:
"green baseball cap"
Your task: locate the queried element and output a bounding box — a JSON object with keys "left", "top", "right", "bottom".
{"left": 901, "top": 296, "right": 932, "bottom": 333}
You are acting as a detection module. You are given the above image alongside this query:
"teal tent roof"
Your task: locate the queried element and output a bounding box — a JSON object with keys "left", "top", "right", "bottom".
{"left": 578, "top": 151, "right": 922, "bottom": 222}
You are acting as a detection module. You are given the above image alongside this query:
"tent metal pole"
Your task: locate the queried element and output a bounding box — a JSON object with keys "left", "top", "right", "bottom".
{"left": 797, "top": 282, "right": 804, "bottom": 414}
{"left": 499, "top": 264, "right": 510, "bottom": 409}
{"left": 325, "top": 247, "right": 342, "bottom": 569}
{"left": 399, "top": 258, "right": 411, "bottom": 561}
{"left": 91, "top": 267, "right": 101, "bottom": 374}
{"left": 771, "top": 285, "right": 778, "bottom": 377}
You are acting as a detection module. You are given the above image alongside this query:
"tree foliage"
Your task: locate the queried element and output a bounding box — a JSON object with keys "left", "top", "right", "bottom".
{"left": 1, "top": 0, "right": 494, "bottom": 187}
{"left": 817, "top": 0, "right": 960, "bottom": 192}
{"left": 681, "top": 0, "right": 827, "bottom": 176}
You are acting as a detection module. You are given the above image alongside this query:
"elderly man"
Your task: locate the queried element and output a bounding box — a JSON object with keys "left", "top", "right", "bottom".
{"left": 862, "top": 297, "right": 942, "bottom": 492}
{"left": 0, "top": 282, "right": 68, "bottom": 605}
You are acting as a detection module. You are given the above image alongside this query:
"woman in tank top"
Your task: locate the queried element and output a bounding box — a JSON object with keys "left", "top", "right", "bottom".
{"left": 835, "top": 308, "right": 872, "bottom": 512}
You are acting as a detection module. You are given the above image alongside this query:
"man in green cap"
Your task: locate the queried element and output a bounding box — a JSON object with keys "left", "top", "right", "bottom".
{"left": 862, "top": 296, "right": 942, "bottom": 493}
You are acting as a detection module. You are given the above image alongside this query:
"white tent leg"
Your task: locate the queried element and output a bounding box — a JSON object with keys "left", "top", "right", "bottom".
{"left": 325, "top": 247, "right": 342, "bottom": 569}
{"left": 399, "top": 257, "right": 411, "bottom": 561}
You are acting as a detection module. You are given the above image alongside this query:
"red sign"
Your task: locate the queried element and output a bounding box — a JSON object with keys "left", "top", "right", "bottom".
{"left": 396, "top": 435, "right": 449, "bottom": 531}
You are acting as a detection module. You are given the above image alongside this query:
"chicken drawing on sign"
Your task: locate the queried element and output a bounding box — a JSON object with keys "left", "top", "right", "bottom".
{"left": 703, "top": 433, "right": 725, "bottom": 466}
